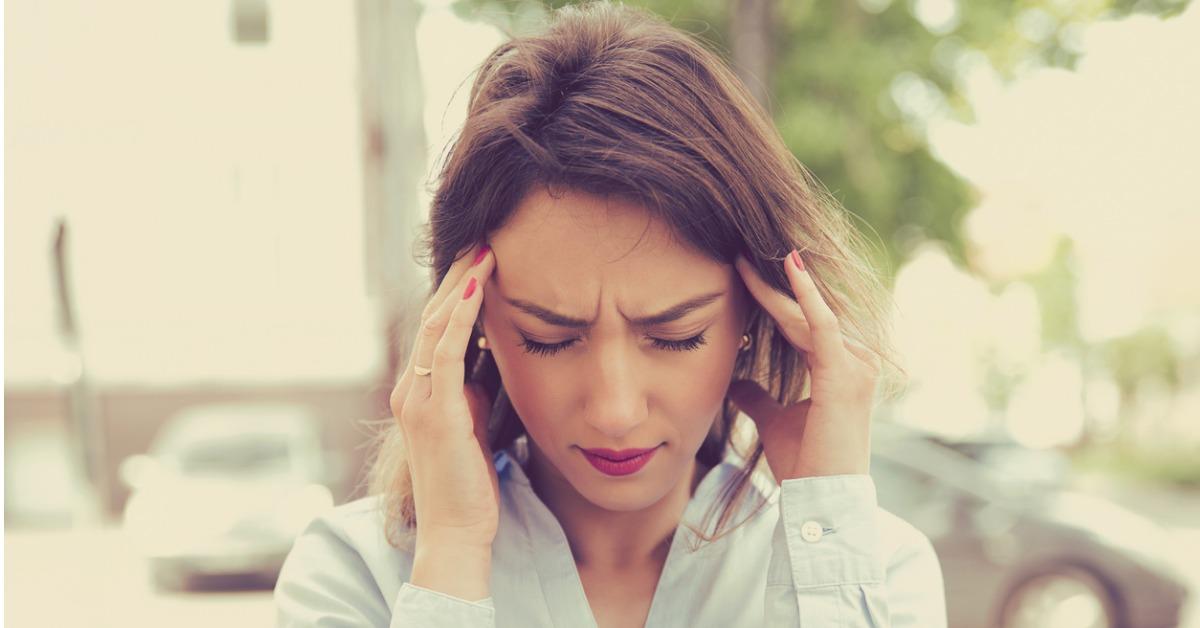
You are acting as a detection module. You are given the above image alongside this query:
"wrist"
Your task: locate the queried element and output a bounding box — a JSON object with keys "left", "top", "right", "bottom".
{"left": 411, "top": 536, "right": 493, "bottom": 603}
{"left": 416, "top": 528, "right": 495, "bottom": 554}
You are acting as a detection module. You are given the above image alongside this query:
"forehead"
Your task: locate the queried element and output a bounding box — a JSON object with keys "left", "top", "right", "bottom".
{"left": 490, "top": 187, "right": 728, "bottom": 302}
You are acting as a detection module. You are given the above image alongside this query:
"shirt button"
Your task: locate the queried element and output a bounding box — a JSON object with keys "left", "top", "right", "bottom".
{"left": 800, "top": 520, "right": 824, "bottom": 543}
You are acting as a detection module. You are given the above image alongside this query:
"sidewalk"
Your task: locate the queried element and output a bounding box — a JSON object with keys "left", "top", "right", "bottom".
{"left": 4, "top": 525, "right": 274, "bottom": 628}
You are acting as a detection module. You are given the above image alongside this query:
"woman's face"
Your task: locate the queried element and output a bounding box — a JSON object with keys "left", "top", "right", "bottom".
{"left": 481, "top": 187, "right": 751, "bottom": 511}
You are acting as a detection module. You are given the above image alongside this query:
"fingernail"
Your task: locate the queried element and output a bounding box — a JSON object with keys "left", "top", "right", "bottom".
{"left": 462, "top": 277, "right": 478, "bottom": 299}
{"left": 472, "top": 245, "right": 490, "bottom": 267}
{"left": 790, "top": 249, "right": 805, "bottom": 272}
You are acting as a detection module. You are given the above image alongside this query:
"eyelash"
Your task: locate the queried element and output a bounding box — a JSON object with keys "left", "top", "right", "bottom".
{"left": 518, "top": 331, "right": 709, "bottom": 357}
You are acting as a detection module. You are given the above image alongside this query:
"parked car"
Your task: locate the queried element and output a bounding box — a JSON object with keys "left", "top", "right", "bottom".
{"left": 934, "top": 434, "right": 1073, "bottom": 490}
{"left": 119, "top": 402, "right": 336, "bottom": 590}
{"left": 871, "top": 421, "right": 1192, "bottom": 628}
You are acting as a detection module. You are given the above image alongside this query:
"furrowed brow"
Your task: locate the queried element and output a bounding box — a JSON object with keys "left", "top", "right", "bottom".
{"left": 504, "top": 291, "right": 724, "bottom": 329}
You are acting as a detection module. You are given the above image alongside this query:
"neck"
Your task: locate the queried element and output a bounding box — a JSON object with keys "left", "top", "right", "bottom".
{"left": 524, "top": 441, "right": 712, "bottom": 573}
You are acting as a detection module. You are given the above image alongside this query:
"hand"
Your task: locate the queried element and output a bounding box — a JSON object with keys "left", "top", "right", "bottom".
{"left": 390, "top": 243, "right": 499, "bottom": 549}
{"left": 728, "top": 250, "right": 882, "bottom": 482}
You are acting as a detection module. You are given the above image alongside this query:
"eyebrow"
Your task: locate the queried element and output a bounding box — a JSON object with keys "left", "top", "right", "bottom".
{"left": 503, "top": 291, "right": 726, "bottom": 329}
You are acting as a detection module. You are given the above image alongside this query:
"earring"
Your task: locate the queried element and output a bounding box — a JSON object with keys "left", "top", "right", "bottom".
{"left": 739, "top": 333, "right": 752, "bottom": 351}
{"left": 477, "top": 335, "right": 490, "bottom": 350}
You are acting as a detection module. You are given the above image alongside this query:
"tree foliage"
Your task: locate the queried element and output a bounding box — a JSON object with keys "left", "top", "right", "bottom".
{"left": 453, "top": 0, "right": 1192, "bottom": 280}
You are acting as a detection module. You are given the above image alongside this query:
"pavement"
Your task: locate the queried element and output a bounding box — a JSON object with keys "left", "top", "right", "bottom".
{"left": 4, "top": 525, "right": 274, "bottom": 628}
{"left": 6, "top": 471, "right": 1200, "bottom": 627}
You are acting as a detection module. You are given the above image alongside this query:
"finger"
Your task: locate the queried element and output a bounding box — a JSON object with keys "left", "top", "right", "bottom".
{"left": 431, "top": 256, "right": 493, "bottom": 403}
{"left": 733, "top": 254, "right": 815, "bottom": 352}
{"left": 410, "top": 246, "right": 495, "bottom": 401}
{"left": 394, "top": 243, "right": 490, "bottom": 413}
{"left": 735, "top": 255, "right": 877, "bottom": 373}
{"left": 407, "top": 242, "right": 490, "bottom": 377}
{"left": 423, "top": 243, "right": 491, "bottom": 322}
{"left": 726, "top": 379, "right": 783, "bottom": 428}
{"left": 782, "top": 249, "right": 844, "bottom": 361}
{"left": 464, "top": 380, "right": 494, "bottom": 445}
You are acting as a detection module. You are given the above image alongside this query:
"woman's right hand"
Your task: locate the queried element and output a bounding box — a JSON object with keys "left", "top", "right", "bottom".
{"left": 390, "top": 243, "right": 499, "bottom": 552}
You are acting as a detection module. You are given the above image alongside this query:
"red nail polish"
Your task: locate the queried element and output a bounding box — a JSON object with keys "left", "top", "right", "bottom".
{"left": 472, "top": 245, "right": 490, "bottom": 267}
{"left": 790, "top": 250, "right": 805, "bottom": 272}
{"left": 462, "top": 277, "right": 477, "bottom": 299}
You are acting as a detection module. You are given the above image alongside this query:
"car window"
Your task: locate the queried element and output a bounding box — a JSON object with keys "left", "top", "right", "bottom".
{"left": 177, "top": 438, "right": 292, "bottom": 476}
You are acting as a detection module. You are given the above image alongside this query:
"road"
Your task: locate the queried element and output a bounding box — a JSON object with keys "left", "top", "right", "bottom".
{"left": 6, "top": 476, "right": 1200, "bottom": 628}
{"left": 4, "top": 526, "right": 274, "bottom": 628}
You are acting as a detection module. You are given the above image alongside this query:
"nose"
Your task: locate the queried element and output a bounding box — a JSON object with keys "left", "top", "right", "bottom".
{"left": 582, "top": 339, "right": 648, "bottom": 441}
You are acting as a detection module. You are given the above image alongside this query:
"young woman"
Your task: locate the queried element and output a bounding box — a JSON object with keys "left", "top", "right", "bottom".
{"left": 275, "top": 2, "right": 946, "bottom": 626}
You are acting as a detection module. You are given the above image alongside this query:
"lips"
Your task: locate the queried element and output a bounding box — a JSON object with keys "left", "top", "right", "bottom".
{"left": 580, "top": 444, "right": 662, "bottom": 477}
{"left": 580, "top": 446, "right": 660, "bottom": 461}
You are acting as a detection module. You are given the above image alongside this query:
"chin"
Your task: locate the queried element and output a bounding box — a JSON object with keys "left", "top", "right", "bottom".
{"left": 577, "top": 480, "right": 667, "bottom": 512}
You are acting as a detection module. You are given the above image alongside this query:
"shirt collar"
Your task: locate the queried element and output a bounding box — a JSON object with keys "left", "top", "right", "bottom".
{"left": 492, "top": 446, "right": 518, "bottom": 482}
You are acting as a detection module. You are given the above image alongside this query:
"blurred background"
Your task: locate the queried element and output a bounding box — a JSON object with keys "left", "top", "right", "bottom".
{"left": 4, "top": 0, "right": 1199, "bottom": 626}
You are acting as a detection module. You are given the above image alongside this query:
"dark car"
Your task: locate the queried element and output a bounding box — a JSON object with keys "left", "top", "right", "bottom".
{"left": 870, "top": 421, "right": 1193, "bottom": 628}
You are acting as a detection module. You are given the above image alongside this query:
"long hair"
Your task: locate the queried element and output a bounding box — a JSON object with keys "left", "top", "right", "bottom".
{"left": 368, "top": 0, "right": 906, "bottom": 551}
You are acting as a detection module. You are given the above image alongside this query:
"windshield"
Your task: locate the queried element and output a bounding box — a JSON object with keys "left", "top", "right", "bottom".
{"left": 176, "top": 437, "right": 292, "bottom": 476}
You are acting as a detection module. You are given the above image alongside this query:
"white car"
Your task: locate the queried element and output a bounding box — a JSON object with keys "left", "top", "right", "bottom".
{"left": 119, "top": 402, "right": 336, "bottom": 590}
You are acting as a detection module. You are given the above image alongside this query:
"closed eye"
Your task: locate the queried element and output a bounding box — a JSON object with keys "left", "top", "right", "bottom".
{"left": 518, "top": 331, "right": 708, "bottom": 357}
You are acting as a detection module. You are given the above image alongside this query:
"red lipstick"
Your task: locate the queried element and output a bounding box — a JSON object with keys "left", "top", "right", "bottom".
{"left": 580, "top": 445, "right": 661, "bottom": 477}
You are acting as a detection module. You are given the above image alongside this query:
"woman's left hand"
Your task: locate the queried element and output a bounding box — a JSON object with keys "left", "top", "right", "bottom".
{"left": 728, "top": 251, "right": 882, "bottom": 482}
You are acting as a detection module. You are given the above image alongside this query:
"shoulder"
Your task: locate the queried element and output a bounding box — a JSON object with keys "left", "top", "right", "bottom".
{"left": 283, "top": 494, "right": 413, "bottom": 570}
{"left": 872, "top": 505, "right": 948, "bottom": 626}
{"left": 275, "top": 495, "right": 415, "bottom": 621}
{"left": 874, "top": 505, "right": 940, "bottom": 573}
{"left": 305, "top": 494, "right": 404, "bottom": 550}
{"left": 875, "top": 503, "right": 947, "bottom": 625}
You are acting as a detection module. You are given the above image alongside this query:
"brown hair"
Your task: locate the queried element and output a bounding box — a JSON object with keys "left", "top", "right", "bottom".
{"left": 368, "top": 0, "right": 906, "bottom": 551}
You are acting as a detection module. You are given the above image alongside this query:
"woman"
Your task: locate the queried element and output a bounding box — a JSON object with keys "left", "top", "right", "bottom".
{"left": 275, "top": 2, "right": 946, "bottom": 626}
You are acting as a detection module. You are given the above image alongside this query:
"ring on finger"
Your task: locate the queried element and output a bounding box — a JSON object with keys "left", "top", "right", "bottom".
{"left": 413, "top": 364, "right": 432, "bottom": 377}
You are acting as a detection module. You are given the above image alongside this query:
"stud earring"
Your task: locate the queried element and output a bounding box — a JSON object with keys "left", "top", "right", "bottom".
{"left": 477, "top": 335, "right": 490, "bottom": 350}
{"left": 739, "top": 333, "right": 752, "bottom": 351}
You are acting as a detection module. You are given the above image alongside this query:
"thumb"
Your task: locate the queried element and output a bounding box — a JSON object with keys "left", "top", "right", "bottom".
{"left": 464, "top": 381, "right": 501, "bottom": 503}
{"left": 464, "top": 381, "right": 495, "bottom": 449}
{"left": 727, "top": 379, "right": 782, "bottom": 429}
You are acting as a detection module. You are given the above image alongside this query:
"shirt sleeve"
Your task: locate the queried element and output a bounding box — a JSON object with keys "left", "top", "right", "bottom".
{"left": 391, "top": 583, "right": 496, "bottom": 627}
{"left": 763, "top": 474, "right": 947, "bottom": 627}
{"left": 274, "top": 515, "right": 497, "bottom": 628}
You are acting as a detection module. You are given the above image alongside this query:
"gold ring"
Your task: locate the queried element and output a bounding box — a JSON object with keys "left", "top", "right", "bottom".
{"left": 413, "top": 364, "right": 432, "bottom": 376}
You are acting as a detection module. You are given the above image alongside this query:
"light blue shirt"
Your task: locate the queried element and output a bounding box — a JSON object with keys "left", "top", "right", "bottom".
{"left": 275, "top": 439, "right": 947, "bottom": 627}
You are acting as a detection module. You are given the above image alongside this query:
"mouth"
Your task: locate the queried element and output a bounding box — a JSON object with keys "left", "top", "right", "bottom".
{"left": 579, "top": 445, "right": 662, "bottom": 461}
{"left": 579, "top": 444, "right": 663, "bottom": 477}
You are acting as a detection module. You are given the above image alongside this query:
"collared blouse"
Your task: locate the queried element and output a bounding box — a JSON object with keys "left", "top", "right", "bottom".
{"left": 275, "top": 438, "right": 947, "bottom": 627}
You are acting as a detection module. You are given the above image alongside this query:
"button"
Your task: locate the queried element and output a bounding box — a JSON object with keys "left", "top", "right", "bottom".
{"left": 800, "top": 520, "right": 824, "bottom": 543}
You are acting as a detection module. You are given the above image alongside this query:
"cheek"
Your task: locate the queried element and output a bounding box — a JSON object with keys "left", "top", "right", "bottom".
{"left": 493, "top": 358, "right": 576, "bottom": 454}
{"left": 480, "top": 319, "right": 571, "bottom": 435}
{"left": 655, "top": 355, "right": 736, "bottom": 431}
{"left": 649, "top": 333, "right": 742, "bottom": 440}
